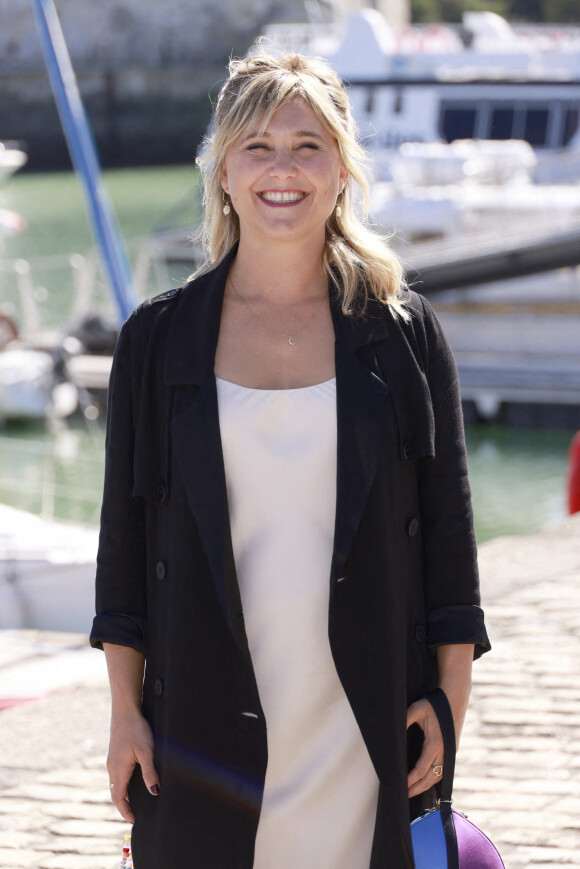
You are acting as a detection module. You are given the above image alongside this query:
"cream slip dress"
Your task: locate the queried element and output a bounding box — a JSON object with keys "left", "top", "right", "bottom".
{"left": 216, "top": 376, "right": 379, "bottom": 869}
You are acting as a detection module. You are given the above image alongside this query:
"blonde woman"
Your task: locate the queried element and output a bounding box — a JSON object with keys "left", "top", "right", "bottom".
{"left": 92, "top": 48, "right": 490, "bottom": 868}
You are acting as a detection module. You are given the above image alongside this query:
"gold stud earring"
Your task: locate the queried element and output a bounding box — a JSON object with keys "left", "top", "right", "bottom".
{"left": 222, "top": 192, "right": 231, "bottom": 216}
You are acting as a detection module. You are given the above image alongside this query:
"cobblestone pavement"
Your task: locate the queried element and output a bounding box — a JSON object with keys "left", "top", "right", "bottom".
{"left": 0, "top": 515, "right": 579, "bottom": 868}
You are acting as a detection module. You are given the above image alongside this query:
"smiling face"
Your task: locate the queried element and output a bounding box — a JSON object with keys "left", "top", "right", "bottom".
{"left": 220, "top": 98, "right": 348, "bottom": 249}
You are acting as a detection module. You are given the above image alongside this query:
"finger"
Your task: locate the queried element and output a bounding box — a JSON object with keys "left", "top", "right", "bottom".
{"left": 408, "top": 730, "right": 444, "bottom": 784}
{"left": 137, "top": 749, "right": 161, "bottom": 796}
{"left": 112, "top": 792, "right": 136, "bottom": 824}
{"left": 108, "top": 778, "right": 135, "bottom": 824}
{"left": 408, "top": 751, "right": 435, "bottom": 791}
{"left": 139, "top": 755, "right": 161, "bottom": 797}
{"left": 408, "top": 761, "right": 444, "bottom": 799}
{"left": 406, "top": 700, "right": 427, "bottom": 731}
{"left": 108, "top": 755, "right": 137, "bottom": 819}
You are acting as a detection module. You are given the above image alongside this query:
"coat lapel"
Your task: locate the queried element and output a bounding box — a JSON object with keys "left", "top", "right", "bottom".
{"left": 330, "top": 297, "right": 392, "bottom": 585}
{"left": 166, "top": 251, "right": 250, "bottom": 659}
{"left": 164, "top": 250, "right": 393, "bottom": 649}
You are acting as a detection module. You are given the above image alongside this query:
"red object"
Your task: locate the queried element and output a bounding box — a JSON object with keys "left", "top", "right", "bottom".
{"left": 0, "top": 697, "right": 37, "bottom": 711}
{"left": 567, "top": 431, "right": 580, "bottom": 515}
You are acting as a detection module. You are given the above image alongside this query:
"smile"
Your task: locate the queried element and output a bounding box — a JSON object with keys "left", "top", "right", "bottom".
{"left": 258, "top": 191, "right": 307, "bottom": 205}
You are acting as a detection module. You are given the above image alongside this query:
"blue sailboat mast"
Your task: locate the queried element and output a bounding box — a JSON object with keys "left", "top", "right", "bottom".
{"left": 30, "top": 0, "right": 138, "bottom": 324}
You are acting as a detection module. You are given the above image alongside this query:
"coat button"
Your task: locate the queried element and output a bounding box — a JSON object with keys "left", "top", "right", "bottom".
{"left": 156, "top": 560, "right": 167, "bottom": 581}
{"left": 158, "top": 483, "right": 168, "bottom": 505}
{"left": 415, "top": 624, "right": 426, "bottom": 643}
{"left": 154, "top": 677, "right": 164, "bottom": 697}
{"left": 407, "top": 518, "right": 419, "bottom": 538}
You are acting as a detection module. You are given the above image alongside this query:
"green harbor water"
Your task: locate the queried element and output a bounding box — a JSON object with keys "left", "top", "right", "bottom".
{"left": 0, "top": 167, "right": 575, "bottom": 542}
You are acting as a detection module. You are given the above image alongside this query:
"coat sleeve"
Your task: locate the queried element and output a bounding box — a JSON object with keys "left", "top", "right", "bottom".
{"left": 89, "top": 318, "right": 148, "bottom": 654}
{"left": 414, "top": 296, "right": 490, "bottom": 660}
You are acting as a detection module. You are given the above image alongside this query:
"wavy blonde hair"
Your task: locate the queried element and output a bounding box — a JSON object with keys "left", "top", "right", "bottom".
{"left": 194, "top": 46, "right": 407, "bottom": 318}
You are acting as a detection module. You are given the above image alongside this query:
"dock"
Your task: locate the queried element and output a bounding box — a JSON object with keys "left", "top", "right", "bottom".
{"left": 406, "top": 223, "right": 580, "bottom": 293}
{"left": 430, "top": 267, "right": 580, "bottom": 426}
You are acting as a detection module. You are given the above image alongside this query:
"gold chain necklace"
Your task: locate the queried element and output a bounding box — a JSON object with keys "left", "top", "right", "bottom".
{"left": 229, "top": 279, "right": 319, "bottom": 346}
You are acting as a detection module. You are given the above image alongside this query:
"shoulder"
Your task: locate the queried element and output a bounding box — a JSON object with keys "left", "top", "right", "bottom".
{"left": 120, "top": 284, "right": 188, "bottom": 346}
{"left": 112, "top": 285, "right": 188, "bottom": 373}
{"left": 383, "top": 287, "right": 454, "bottom": 377}
{"left": 367, "top": 286, "right": 438, "bottom": 346}
{"left": 131, "top": 285, "right": 184, "bottom": 325}
{"left": 398, "top": 287, "right": 437, "bottom": 323}
{"left": 134, "top": 286, "right": 183, "bottom": 314}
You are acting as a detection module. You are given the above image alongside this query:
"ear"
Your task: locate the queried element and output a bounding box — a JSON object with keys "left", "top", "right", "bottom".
{"left": 220, "top": 163, "right": 230, "bottom": 195}
{"left": 338, "top": 163, "right": 348, "bottom": 194}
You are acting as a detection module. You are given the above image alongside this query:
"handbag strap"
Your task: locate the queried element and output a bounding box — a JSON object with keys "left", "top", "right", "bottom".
{"left": 425, "top": 689, "right": 459, "bottom": 869}
{"left": 426, "top": 688, "right": 456, "bottom": 801}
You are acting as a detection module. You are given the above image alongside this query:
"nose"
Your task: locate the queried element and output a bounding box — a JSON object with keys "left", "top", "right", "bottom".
{"left": 269, "top": 148, "right": 297, "bottom": 179}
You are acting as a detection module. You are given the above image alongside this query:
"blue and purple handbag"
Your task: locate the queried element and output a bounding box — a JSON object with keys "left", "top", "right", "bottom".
{"left": 410, "top": 689, "right": 505, "bottom": 869}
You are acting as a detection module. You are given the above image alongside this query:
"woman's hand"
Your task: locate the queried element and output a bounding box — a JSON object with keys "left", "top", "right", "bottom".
{"left": 406, "top": 698, "right": 445, "bottom": 798}
{"left": 102, "top": 643, "right": 160, "bottom": 823}
{"left": 406, "top": 643, "right": 475, "bottom": 798}
{"left": 107, "top": 709, "right": 160, "bottom": 824}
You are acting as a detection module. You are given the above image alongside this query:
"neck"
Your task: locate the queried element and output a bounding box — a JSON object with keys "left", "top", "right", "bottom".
{"left": 229, "top": 235, "right": 328, "bottom": 304}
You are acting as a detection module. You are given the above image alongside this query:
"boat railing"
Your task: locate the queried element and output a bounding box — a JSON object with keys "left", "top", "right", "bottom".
{"left": 0, "top": 235, "right": 181, "bottom": 343}
{"left": 0, "top": 430, "right": 104, "bottom": 526}
{"left": 0, "top": 251, "right": 114, "bottom": 341}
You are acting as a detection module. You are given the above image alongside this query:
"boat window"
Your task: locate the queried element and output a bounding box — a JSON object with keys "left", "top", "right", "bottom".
{"left": 441, "top": 107, "right": 477, "bottom": 142}
{"left": 524, "top": 108, "right": 549, "bottom": 147}
{"left": 393, "top": 88, "right": 403, "bottom": 115}
{"left": 489, "top": 107, "right": 515, "bottom": 140}
{"left": 562, "top": 108, "right": 579, "bottom": 146}
{"left": 365, "top": 87, "right": 375, "bottom": 115}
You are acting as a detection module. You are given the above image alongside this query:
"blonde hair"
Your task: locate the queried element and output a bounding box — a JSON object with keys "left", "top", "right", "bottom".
{"left": 194, "top": 45, "right": 407, "bottom": 318}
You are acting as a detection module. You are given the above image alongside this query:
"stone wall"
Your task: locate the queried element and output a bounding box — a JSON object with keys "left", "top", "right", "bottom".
{"left": 0, "top": 0, "right": 409, "bottom": 169}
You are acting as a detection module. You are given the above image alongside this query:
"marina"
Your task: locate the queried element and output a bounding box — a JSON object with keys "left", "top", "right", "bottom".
{"left": 2, "top": 7, "right": 580, "bottom": 426}
{"left": 0, "top": 3, "right": 579, "bottom": 635}
{"left": 0, "top": 8, "right": 578, "bottom": 869}
{"left": 0, "top": 162, "right": 577, "bottom": 555}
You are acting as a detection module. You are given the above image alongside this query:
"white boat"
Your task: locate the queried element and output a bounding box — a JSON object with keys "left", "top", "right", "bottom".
{"left": 0, "top": 345, "right": 78, "bottom": 422}
{"left": 0, "top": 503, "right": 98, "bottom": 633}
{"left": 265, "top": 11, "right": 580, "bottom": 243}
{"left": 266, "top": 10, "right": 580, "bottom": 167}
{"left": 0, "top": 141, "right": 27, "bottom": 183}
{"left": 369, "top": 139, "right": 580, "bottom": 242}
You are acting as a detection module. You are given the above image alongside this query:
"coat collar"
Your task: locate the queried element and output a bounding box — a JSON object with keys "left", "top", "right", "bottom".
{"left": 164, "top": 243, "right": 390, "bottom": 386}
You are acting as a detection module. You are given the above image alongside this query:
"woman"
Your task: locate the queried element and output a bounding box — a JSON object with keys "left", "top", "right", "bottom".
{"left": 91, "top": 49, "right": 490, "bottom": 868}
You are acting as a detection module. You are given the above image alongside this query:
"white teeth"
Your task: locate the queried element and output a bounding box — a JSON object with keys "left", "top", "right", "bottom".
{"left": 261, "top": 191, "right": 305, "bottom": 203}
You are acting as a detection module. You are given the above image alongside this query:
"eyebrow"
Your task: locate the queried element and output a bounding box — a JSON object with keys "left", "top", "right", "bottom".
{"left": 242, "top": 130, "right": 325, "bottom": 141}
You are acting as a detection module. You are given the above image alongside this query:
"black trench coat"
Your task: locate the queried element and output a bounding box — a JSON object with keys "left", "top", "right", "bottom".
{"left": 91, "top": 246, "right": 490, "bottom": 868}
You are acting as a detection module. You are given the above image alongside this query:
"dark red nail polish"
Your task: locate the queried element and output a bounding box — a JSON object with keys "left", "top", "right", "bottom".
{"left": 151, "top": 784, "right": 160, "bottom": 795}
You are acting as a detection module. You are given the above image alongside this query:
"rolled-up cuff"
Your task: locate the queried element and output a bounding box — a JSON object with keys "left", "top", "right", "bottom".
{"left": 90, "top": 612, "right": 147, "bottom": 654}
{"left": 427, "top": 604, "right": 491, "bottom": 660}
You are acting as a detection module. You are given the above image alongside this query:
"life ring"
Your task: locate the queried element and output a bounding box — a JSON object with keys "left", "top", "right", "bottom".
{"left": 567, "top": 431, "right": 580, "bottom": 515}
